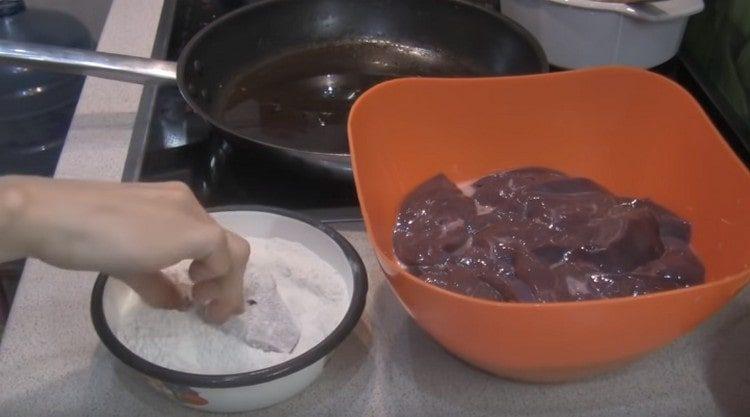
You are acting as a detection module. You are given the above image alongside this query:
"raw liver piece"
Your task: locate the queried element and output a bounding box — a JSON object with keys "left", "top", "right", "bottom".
{"left": 393, "top": 168, "right": 706, "bottom": 302}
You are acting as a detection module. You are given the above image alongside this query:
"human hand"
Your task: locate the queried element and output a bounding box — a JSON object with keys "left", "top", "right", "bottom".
{"left": 0, "top": 176, "right": 250, "bottom": 324}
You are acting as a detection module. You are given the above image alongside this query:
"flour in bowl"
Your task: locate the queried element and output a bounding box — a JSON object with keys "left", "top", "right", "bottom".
{"left": 114, "top": 237, "right": 349, "bottom": 375}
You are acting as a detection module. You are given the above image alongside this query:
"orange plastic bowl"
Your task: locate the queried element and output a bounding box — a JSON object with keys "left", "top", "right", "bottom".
{"left": 348, "top": 67, "right": 750, "bottom": 382}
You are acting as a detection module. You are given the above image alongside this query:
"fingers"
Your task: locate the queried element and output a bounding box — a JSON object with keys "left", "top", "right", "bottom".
{"left": 116, "top": 228, "right": 249, "bottom": 324}
{"left": 223, "top": 231, "right": 251, "bottom": 315}
{"left": 189, "top": 230, "right": 249, "bottom": 286}
{"left": 227, "top": 231, "right": 252, "bottom": 272}
{"left": 118, "top": 271, "right": 191, "bottom": 311}
{"left": 188, "top": 227, "right": 233, "bottom": 283}
{"left": 192, "top": 279, "right": 221, "bottom": 304}
{"left": 189, "top": 231, "right": 250, "bottom": 324}
{"left": 203, "top": 298, "right": 245, "bottom": 324}
{"left": 193, "top": 265, "right": 245, "bottom": 324}
{"left": 109, "top": 179, "right": 250, "bottom": 324}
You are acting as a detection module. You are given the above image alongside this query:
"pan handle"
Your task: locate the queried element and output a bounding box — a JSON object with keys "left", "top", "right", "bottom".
{"left": 0, "top": 39, "right": 177, "bottom": 84}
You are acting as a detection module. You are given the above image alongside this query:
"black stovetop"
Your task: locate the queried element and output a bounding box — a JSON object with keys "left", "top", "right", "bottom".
{"left": 122, "top": 0, "right": 750, "bottom": 224}
{"left": 124, "top": 0, "right": 361, "bottom": 222}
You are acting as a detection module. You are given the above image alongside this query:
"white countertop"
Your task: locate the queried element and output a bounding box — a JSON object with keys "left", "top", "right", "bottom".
{"left": 0, "top": 1, "right": 749, "bottom": 416}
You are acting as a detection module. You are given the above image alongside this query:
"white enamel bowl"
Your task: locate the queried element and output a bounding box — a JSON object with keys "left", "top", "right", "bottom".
{"left": 90, "top": 207, "right": 368, "bottom": 413}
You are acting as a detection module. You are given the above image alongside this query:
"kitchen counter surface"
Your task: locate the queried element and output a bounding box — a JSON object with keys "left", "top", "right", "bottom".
{"left": 1, "top": 1, "right": 749, "bottom": 416}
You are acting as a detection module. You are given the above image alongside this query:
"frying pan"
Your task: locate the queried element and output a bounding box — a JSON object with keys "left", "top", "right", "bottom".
{"left": 0, "top": 0, "right": 547, "bottom": 179}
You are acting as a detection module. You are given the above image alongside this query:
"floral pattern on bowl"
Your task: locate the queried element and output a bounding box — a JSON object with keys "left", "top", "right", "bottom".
{"left": 145, "top": 376, "right": 208, "bottom": 407}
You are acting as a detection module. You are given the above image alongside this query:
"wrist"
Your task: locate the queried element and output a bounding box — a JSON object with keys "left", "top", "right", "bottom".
{"left": 0, "top": 176, "right": 32, "bottom": 260}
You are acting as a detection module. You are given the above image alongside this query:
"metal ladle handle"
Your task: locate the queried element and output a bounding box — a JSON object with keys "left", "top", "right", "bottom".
{"left": 0, "top": 39, "right": 177, "bottom": 84}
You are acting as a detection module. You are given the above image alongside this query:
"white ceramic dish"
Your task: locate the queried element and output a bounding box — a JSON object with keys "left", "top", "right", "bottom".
{"left": 90, "top": 207, "right": 368, "bottom": 413}
{"left": 500, "top": 0, "right": 704, "bottom": 68}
